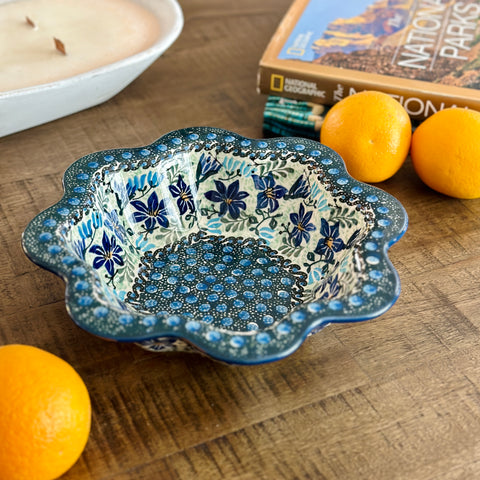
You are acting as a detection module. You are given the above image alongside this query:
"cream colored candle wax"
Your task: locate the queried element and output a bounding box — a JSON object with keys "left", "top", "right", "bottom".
{"left": 0, "top": 0, "right": 161, "bottom": 92}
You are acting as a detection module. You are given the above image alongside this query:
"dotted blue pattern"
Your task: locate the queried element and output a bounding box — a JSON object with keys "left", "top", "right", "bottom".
{"left": 126, "top": 233, "right": 307, "bottom": 331}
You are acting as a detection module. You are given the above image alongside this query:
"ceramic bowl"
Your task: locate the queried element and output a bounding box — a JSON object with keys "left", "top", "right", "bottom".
{"left": 0, "top": 0, "right": 183, "bottom": 137}
{"left": 22, "top": 127, "right": 408, "bottom": 364}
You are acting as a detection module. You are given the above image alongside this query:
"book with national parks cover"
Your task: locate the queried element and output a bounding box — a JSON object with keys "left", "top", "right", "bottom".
{"left": 257, "top": 0, "right": 480, "bottom": 119}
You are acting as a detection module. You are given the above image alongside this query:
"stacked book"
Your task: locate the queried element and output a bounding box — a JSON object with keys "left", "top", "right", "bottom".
{"left": 258, "top": 0, "right": 480, "bottom": 122}
{"left": 262, "top": 96, "right": 328, "bottom": 139}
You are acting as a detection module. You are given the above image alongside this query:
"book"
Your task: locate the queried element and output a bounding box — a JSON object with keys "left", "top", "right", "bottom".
{"left": 262, "top": 96, "right": 329, "bottom": 139}
{"left": 257, "top": 0, "right": 480, "bottom": 120}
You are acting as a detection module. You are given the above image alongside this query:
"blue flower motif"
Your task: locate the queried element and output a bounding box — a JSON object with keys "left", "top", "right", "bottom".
{"left": 258, "top": 226, "right": 275, "bottom": 243}
{"left": 72, "top": 238, "right": 86, "bottom": 260}
{"left": 147, "top": 170, "right": 161, "bottom": 187}
{"left": 206, "top": 217, "right": 223, "bottom": 235}
{"left": 110, "top": 178, "right": 133, "bottom": 208}
{"left": 135, "top": 236, "right": 156, "bottom": 253}
{"left": 168, "top": 175, "right": 195, "bottom": 215}
{"left": 222, "top": 157, "right": 256, "bottom": 177}
{"left": 78, "top": 219, "right": 94, "bottom": 240}
{"left": 289, "top": 203, "right": 316, "bottom": 246}
{"left": 287, "top": 174, "right": 310, "bottom": 199}
{"left": 126, "top": 172, "right": 161, "bottom": 197}
{"left": 77, "top": 212, "right": 102, "bottom": 240}
{"left": 222, "top": 156, "right": 240, "bottom": 174}
{"left": 204, "top": 179, "right": 249, "bottom": 219}
{"left": 130, "top": 191, "right": 169, "bottom": 232}
{"left": 197, "top": 153, "right": 222, "bottom": 181}
{"left": 314, "top": 219, "right": 345, "bottom": 262}
{"left": 317, "top": 274, "right": 341, "bottom": 300}
{"left": 130, "top": 174, "right": 148, "bottom": 191}
{"left": 237, "top": 161, "right": 256, "bottom": 178}
{"left": 104, "top": 209, "right": 127, "bottom": 243}
{"left": 251, "top": 173, "right": 287, "bottom": 212}
{"left": 89, "top": 231, "right": 124, "bottom": 276}
{"left": 92, "top": 211, "right": 103, "bottom": 229}
{"left": 125, "top": 181, "right": 137, "bottom": 200}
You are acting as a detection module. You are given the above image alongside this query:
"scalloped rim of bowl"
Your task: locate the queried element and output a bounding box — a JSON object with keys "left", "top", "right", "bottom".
{"left": 0, "top": 0, "right": 183, "bottom": 137}
{"left": 22, "top": 127, "right": 408, "bottom": 364}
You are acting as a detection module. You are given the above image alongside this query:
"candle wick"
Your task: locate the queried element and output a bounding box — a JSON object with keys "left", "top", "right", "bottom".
{"left": 25, "top": 16, "right": 36, "bottom": 29}
{"left": 54, "top": 37, "right": 67, "bottom": 55}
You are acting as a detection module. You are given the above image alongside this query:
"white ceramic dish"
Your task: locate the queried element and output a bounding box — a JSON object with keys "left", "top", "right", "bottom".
{"left": 0, "top": 0, "right": 183, "bottom": 138}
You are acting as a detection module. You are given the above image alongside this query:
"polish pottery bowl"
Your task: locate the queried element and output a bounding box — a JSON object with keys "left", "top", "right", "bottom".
{"left": 22, "top": 127, "right": 408, "bottom": 364}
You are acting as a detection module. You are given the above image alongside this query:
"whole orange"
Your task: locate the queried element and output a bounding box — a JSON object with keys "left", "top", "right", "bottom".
{"left": 411, "top": 107, "right": 480, "bottom": 199}
{"left": 320, "top": 90, "right": 412, "bottom": 183}
{"left": 0, "top": 344, "right": 91, "bottom": 480}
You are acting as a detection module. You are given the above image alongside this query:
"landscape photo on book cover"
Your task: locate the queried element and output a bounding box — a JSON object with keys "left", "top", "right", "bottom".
{"left": 279, "top": 0, "right": 480, "bottom": 89}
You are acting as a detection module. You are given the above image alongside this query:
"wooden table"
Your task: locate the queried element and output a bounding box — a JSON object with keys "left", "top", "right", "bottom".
{"left": 2, "top": 1, "right": 480, "bottom": 478}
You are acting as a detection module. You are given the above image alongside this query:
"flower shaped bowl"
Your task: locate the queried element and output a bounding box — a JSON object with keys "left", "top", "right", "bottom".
{"left": 22, "top": 127, "right": 407, "bottom": 364}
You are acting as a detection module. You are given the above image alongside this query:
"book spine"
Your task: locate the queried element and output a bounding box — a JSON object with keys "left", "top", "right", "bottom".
{"left": 257, "top": 64, "right": 480, "bottom": 121}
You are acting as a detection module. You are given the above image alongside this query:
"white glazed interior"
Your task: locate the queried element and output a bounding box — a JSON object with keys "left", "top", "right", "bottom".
{"left": 59, "top": 147, "right": 373, "bottom": 331}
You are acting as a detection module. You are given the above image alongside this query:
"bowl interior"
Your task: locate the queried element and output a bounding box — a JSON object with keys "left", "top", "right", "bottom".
{"left": 59, "top": 140, "right": 374, "bottom": 333}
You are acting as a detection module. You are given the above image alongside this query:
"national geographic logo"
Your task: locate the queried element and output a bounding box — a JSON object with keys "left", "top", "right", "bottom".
{"left": 269, "top": 74, "right": 325, "bottom": 99}
{"left": 270, "top": 74, "right": 284, "bottom": 92}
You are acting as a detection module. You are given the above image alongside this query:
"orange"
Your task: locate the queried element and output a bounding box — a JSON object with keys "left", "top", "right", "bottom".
{"left": 320, "top": 90, "right": 412, "bottom": 183}
{"left": 411, "top": 107, "right": 480, "bottom": 199}
{"left": 0, "top": 344, "right": 91, "bottom": 480}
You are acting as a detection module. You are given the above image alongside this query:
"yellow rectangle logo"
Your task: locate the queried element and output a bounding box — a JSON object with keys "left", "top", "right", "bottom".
{"left": 270, "top": 74, "right": 284, "bottom": 92}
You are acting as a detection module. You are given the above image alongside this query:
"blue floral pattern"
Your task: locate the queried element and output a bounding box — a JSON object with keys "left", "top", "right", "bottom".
{"left": 131, "top": 191, "right": 169, "bottom": 232}
{"left": 314, "top": 219, "right": 345, "bottom": 262}
{"left": 24, "top": 128, "right": 407, "bottom": 364}
{"left": 197, "top": 152, "right": 222, "bottom": 182}
{"left": 104, "top": 209, "right": 127, "bottom": 243}
{"left": 89, "top": 231, "right": 124, "bottom": 277}
{"left": 204, "top": 179, "right": 249, "bottom": 219}
{"left": 60, "top": 137, "right": 379, "bottom": 311}
{"left": 289, "top": 204, "right": 316, "bottom": 247}
{"left": 252, "top": 173, "right": 287, "bottom": 212}
{"left": 168, "top": 175, "right": 195, "bottom": 215}
{"left": 287, "top": 174, "right": 310, "bottom": 199}
{"left": 62, "top": 142, "right": 372, "bottom": 306}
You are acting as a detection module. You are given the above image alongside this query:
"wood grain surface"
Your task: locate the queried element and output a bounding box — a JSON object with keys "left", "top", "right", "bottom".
{"left": 2, "top": 1, "right": 480, "bottom": 479}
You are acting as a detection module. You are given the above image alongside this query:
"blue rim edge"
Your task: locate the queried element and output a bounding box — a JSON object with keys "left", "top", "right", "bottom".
{"left": 21, "top": 127, "right": 408, "bottom": 365}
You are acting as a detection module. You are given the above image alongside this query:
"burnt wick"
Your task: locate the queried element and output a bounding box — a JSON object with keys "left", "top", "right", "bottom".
{"left": 24, "top": 17, "right": 68, "bottom": 55}
{"left": 53, "top": 37, "right": 67, "bottom": 55}
{"left": 25, "top": 16, "right": 36, "bottom": 28}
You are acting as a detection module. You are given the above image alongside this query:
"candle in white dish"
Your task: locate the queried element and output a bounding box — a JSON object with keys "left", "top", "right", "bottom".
{"left": 0, "top": 0, "right": 162, "bottom": 92}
